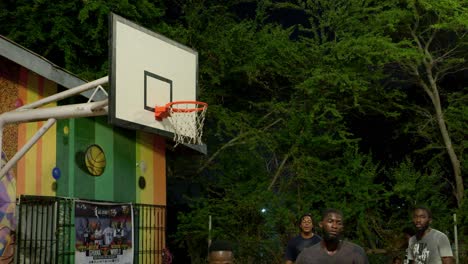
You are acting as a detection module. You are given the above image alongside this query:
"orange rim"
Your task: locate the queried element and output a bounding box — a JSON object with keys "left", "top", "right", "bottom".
{"left": 166, "top": 101, "right": 208, "bottom": 113}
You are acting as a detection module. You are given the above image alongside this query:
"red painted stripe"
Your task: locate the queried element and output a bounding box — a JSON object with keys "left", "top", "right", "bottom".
{"left": 16, "top": 68, "right": 28, "bottom": 195}
{"left": 38, "top": 76, "right": 44, "bottom": 96}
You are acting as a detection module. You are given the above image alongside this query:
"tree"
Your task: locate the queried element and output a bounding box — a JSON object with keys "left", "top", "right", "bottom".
{"left": 392, "top": 0, "right": 467, "bottom": 207}
{"left": 172, "top": 1, "right": 399, "bottom": 261}
{"left": 267, "top": 0, "right": 467, "bottom": 206}
{"left": 0, "top": 0, "right": 167, "bottom": 80}
{"left": 1, "top": 0, "right": 465, "bottom": 262}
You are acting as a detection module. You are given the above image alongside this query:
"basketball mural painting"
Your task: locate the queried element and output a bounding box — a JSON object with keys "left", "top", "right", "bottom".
{"left": 75, "top": 201, "right": 133, "bottom": 263}
{"left": 84, "top": 144, "right": 107, "bottom": 176}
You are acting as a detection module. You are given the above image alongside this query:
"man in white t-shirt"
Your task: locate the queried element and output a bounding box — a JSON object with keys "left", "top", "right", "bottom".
{"left": 407, "top": 206, "right": 453, "bottom": 264}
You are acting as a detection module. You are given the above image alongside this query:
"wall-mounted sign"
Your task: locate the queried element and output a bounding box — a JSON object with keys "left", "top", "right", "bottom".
{"left": 75, "top": 200, "right": 133, "bottom": 263}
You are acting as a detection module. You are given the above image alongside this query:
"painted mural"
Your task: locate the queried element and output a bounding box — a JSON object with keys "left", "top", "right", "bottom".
{"left": 0, "top": 152, "right": 16, "bottom": 262}
{"left": 1, "top": 59, "right": 166, "bottom": 204}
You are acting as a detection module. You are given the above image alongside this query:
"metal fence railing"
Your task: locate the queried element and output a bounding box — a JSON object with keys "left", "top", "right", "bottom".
{"left": 16, "top": 195, "right": 166, "bottom": 264}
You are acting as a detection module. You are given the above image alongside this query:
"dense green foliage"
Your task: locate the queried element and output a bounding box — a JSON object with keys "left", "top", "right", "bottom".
{"left": 1, "top": 0, "right": 466, "bottom": 263}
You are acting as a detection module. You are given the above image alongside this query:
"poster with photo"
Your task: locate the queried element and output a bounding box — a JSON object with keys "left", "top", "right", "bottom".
{"left": 75, "top": 200, "right": 133, "bottom": 264}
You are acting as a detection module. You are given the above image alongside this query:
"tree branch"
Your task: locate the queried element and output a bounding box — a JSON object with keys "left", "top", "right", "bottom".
{"left": 197, "top": 118, "right": 282, "bottom": 174}
{"left": 267, "top": 151, "right": 291, "bottom": 191}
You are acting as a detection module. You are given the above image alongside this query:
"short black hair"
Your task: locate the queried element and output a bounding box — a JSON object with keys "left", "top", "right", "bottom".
{"left": 321, "top": 208, "right": 343, "bottom": 221}
{"left": 298, "top": 213, "right": 313, "bottom": 225}
{"left": 413, "top": 205, "right": 432, "bottom": 219}
{"left": 209, "top": 240, "right": 233, "bottom": 252}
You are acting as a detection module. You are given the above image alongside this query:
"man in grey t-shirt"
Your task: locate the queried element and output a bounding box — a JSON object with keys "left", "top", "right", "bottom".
{"left": 408, "top": 206, "right": 453, "bottom": 264}
{"left": 296, "top": 208, "right": 368, "bottom": 264}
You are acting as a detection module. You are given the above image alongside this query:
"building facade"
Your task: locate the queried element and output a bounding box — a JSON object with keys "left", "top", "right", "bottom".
{"left": 0, "top": 35, "right": 168, "bottom": 263}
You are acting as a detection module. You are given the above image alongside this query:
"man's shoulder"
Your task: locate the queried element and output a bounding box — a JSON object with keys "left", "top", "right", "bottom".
{"left": 424, "top": 228, "right": 449, "bottom": 240}
{"left": 408, "top": 235, "right": 417, "bottom": 244}
{"left": 299, "top": 242, "right": 322, "bottom": 254}
{"left": 288, "top": 234, "right": 303, "bottom": 242}
{"left": 342, "top": 240, "right": 365, "bottom": 250}
{"left": 286, "top": 234, "right": 303, "bottom": 246}
{"left": 306, "top": 234, "right": 322, "bottom": 244}
{"left": 341, "top": 241, "right": 368, "bottom": 262}
{"left": 290, "top": 234, "right": 322, "bottom": 242}
{"left": 430, "top": 228, "right": 447, "bottom": 237}
{"left": 409, "top": 228, "right": 449, "bottom": 243}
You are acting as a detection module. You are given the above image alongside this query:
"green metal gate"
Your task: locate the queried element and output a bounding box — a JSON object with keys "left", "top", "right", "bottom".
{"left": 16, "top": 195, "right": 166, "bottom": 264}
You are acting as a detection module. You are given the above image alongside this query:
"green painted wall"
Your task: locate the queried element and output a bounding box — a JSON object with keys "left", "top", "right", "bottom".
{"left": 113, "top": 127, "right": 136, "bottom": 202}
{"left": 94, "top": 117, "right": 114, "bottom": 201}
{"left": 56, "top": 119, "right": 71, "bottom": 196}
{"left": 74, "top": 117, "right": 95, "bottom": 199}
{"left": 56, "top": 116, "right": 137, "bottom": 203}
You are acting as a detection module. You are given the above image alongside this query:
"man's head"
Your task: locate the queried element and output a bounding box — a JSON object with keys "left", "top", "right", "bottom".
{"left": 412, "top": 206, "right": 432, "bottom": 240}
{"left": 392, "top": 256, "right": 403, "bottom": 264}
{"left": 298, "top": 213, "right": 314, "bottom": 235}
{"left": 208, "top": 240, "right": 233, "bottom": 264}
{"left": 319, "top": 208, "right": 344, "bottom": 243}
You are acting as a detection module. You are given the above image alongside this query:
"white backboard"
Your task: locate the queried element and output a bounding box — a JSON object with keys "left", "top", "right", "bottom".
{"left": 108, "top": 13, "right": 206, "bottom": 153}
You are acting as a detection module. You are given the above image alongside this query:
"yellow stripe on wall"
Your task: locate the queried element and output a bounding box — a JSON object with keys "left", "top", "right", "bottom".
{"left": 41, "top": 78, "right": 57, "bottom": 196}
{"left": 23, "top": 72, "right": 40, "bottom": 195}
{"left": 136, "top": 131, "right": 155, "bottom": 204}
{"left": 135, "top": 134, "right": 142, "bottom": 204}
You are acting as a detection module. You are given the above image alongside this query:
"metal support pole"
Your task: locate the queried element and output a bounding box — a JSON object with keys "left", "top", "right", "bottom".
{"left": 454, "top": 213, "right": 459, "bottom": 264}
{"left": 1, "top": 100, "right": 108, "bottom": 124}
{"left": 208, "top": 215, "right": 212, "bottom": 261}
{"left": 17, "top": 76, "right": 108, "bottom": 110}
{"left": 0, "top": 76, "right": 108, "bottom": 165}
{"left": 0, "top": 100, "right": 108, "bottom": 180}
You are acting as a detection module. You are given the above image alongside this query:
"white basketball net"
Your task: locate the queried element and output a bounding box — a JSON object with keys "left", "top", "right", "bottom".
{"left": 167, "top": 102, "right": 207, "bottom": 146}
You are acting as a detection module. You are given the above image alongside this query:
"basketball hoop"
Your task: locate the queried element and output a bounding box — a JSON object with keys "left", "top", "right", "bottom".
{"left": 155, "top": 101, "right": 208, "bottom": 146}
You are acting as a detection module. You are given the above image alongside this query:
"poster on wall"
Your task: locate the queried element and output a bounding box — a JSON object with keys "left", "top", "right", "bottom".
{"left": 75, "top": 200, "right": 133, "bottom": 264}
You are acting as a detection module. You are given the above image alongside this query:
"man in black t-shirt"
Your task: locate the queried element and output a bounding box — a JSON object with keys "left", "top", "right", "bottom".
{"left": 285, "top": 213, "right": 322, "bottom": 263}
